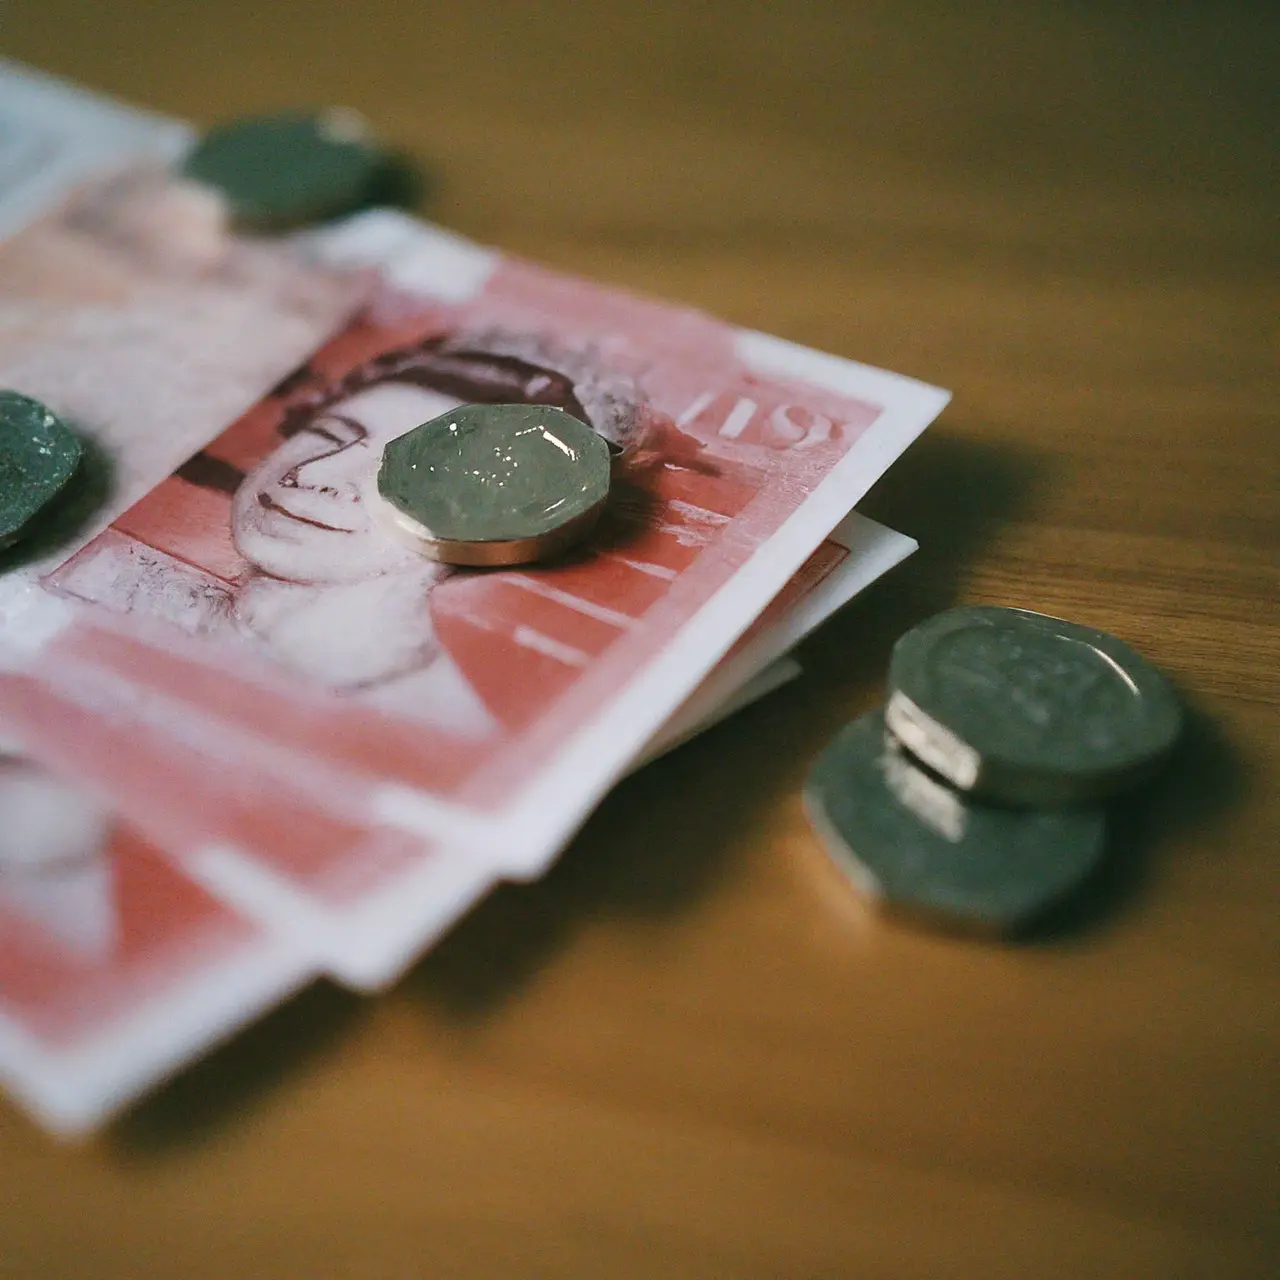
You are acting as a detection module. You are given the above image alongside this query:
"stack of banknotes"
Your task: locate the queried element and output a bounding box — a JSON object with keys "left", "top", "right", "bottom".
{"left": 0, "top": 60, "right": 949, "bottom": 1135}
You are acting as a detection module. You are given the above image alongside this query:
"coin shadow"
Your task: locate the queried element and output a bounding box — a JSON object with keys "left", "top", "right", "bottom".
{"left": 368, "top": 149, "right": 434, "bottom": 213}
{"left": 405, "top": 429, "right": 1051, "bottom": 1017}
{"left": 105, "top": 981, "right": 365, "bottom": 1158}
{"left": 90, "top": 429, "right": 1052, "bottom": 1143}
{"left": 400, "top": 686, "right": 798, "bottom": 1019}
{"left": 1023, "top": 690, "right": 1244, "bottom": 942}
{"left": 0, "top": 427, "right": 116, "bottom": 573}
{"left": 806, "top": 426, "right": 1051, "bottom": 725}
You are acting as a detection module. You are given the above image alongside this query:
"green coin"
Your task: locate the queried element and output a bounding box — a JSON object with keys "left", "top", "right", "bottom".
{"left": 0, "top": 391, "right": 83, "bottom": 550}
{"left": 805, "top": 710, "right": 1107, "bottom": 936}
{"left": 887, "top": 606, "right": 1181, "bottom": 806}
{"left": 181, "top": 109, "right": 389, "bottom": 230}
{"left": 373, "top": 403, "right": 613, "bottom": 567}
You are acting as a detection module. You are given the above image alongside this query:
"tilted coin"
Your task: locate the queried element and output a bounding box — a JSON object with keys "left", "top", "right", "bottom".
{"left": 804, "top": 710, "right": 1107, "bottom": 936}
{"left": 371, "top": 402, "right": 612, "bottom": 567}
{"left": 181, "top": 109, "right": 391, "bottom": 230}
{"left": 887, "top": 606, "right": 1181, "bottom": 806}
{"left": 0, "top": 391, "right": 83, "bottom": 551}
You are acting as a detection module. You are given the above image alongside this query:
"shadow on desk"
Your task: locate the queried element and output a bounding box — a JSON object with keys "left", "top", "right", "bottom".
{"left": 109, "top": 426, "right": 1243, "bottom": 1155}
{"left": 407, "top": 427, "right": 1050, "bottom": 1015}
{"left": 1027, "top": 694, "right": 1244, "bottom": 943}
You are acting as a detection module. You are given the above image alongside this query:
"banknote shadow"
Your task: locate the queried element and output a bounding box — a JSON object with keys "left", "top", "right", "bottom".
{"left": 405, "top": 686, "right": 805, "bottom": 1018}
{"left": 104, "top": 431, "right": 1060, "bottom": 1141}
{"left": 806, "top": 426, "right": 1049, "bottom": 720}
{"left": 408, "top": 430, "right": 1049, "bottom": 1016}
{"left": 1023, "top": 690, "right": 1243, "bottom": 942}
{"left": 107, "top": 981, "right": 365, "bottom": 1157}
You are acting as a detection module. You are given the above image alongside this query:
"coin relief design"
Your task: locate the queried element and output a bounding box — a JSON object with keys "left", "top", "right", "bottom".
{"left": 887, "top": 606, "right": 1181, "bottom": 805}
{"left": 371, "top": 402, "right": 613, "bottom": 567}
{"left": 931, "top": 627, "right": 1137, "bottom": 752}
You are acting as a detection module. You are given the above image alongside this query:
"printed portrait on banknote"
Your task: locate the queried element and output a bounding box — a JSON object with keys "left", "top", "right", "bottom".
{"left": 50, "top": 313, "right": 782, "bottom": 737}
{"left": 0, "top": 165, "right": 364, "bottom": 550}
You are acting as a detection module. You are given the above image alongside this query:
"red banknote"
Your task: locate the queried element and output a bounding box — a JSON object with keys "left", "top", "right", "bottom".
{"left": 2, "top": 510, "right": 913, "bottom": 994}
{"left": 18, "top": 200, "right": 946, "bottom": 881}
{"left": 0, "top": 758, "right": 311, "bottom": 1136}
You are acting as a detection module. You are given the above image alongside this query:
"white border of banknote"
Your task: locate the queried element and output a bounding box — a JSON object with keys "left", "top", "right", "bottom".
{"left": 185, "top": 512, "right": 917, "bottom": 991}
{"left": 0, "top": 923, "right": 312, "bottom": 1138}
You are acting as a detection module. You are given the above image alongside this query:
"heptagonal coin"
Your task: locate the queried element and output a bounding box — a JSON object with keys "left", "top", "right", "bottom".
{"left": 370, "top": 402, "right": 612, "bottom": 568}
{"left": 804, "top": 710, "right": 1107, "bottom": 937}
{"left": 886, "top": 606, "right": 1181, "bottom": 806}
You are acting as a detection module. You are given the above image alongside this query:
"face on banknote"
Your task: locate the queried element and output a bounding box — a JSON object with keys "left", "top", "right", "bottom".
{"left": 6, "top": 190, "right": 947, "bottom": 879}
{"left": 0, "top": 165, "right": 366, "bottom": 576}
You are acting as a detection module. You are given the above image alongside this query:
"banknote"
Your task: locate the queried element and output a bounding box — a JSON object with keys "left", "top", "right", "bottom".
{"left": 0, "top": 64, "right": 947, "bottom": 1131}
{"left": 15, "top": 197, "right": 947, "bottom": 881}
{"left": 0, "top": 57, "right": 191, "bottom": 240}
{"left": 0, "top": 757, "right": 312, "bottom": 1137}
{"left": 2, "top": 512, "right": 913, "bottom": 994}
{"left": 0, "top": 142, "right": 925, "bottom": 1000}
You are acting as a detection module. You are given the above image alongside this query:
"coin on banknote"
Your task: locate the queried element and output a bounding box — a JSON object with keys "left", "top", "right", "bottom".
{"left": 370, "top": 402, "right": 612, "bottom": 567}
{"left": 805, "top": 710, "right": 1106, "bottom": 935}
{"left": 886, "top": 606, "right": 1181, "bottom": 806}
{"left": 181, "top": 109, "right": 390, "bottom": 230}
{"left": 0, "top": 391, "right": 83, "bottom": 551}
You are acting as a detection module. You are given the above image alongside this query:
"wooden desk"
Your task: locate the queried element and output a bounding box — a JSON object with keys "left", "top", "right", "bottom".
{"left": 3, "top": 3, "right": 1277, "bottom": 1275}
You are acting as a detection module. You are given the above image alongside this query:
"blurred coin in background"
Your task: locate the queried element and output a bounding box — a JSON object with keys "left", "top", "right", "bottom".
{"left": 0, "top": 390, "right": 83, "bottom": 551}
{"left": 182, "top": 109, "right": 395, "bottom": 230}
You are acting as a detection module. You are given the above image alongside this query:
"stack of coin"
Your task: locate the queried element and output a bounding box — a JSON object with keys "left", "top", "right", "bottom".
{"left": 804, "top": 606, "right": 1182, "bottom": 936}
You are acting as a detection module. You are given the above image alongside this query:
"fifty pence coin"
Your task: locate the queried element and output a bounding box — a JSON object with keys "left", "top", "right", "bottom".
{"left": 181, "top": 109, "right": 390, "bottom": 230}
{"left": 370, "top": 402, "right": 612, "bottom": 567}
{"left": 804, "top": 710, "right": 1107, "bottom": 936}
{"left": 886, "top": 606, "right": 1182, "bottom": 806}
{"left": 0, "top": 391, "right": 83, "bottom": 551}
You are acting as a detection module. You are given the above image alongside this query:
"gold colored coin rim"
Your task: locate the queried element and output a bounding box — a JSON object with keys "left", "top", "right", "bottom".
{"left": 365, "top": 475, "right": 609, "bottom": 567}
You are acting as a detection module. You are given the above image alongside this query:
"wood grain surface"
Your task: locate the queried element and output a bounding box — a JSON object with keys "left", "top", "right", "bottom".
{"left": 3, "top": 3, "right": 1277, "bottom": 1276}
